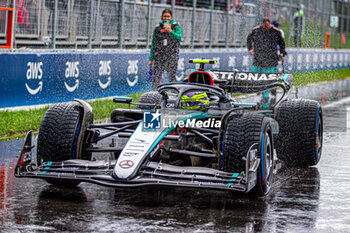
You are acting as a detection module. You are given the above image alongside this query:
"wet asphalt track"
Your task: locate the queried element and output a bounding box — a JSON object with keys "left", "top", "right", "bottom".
{"left": 1, "top": 79, "right": 350, "bottom": 232}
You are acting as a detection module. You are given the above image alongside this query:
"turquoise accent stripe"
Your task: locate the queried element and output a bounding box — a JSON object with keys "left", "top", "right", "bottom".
{"left": 115, "top": 96, "right": 132, "bottom": 99}
{"left": 148, "top": 128, "right": 174, "bottom": 153}
{"left": 282, "top": 74, "right": 288, "bottom": 81}
{"left": 235, "top": 103, "right": 255, "bottom": 106}
{"left": 42, "top": 161, "right": 52, "bottom": 171}
{"left": 40, "top": 171, "right": 47, "bottom": 174}
{"left": 225, "top": 173, "right": 239, "bottom": 185}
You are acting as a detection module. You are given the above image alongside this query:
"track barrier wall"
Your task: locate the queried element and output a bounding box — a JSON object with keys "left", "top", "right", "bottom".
{"left": 1, "top": 49, "right": 350, "bottom": 108}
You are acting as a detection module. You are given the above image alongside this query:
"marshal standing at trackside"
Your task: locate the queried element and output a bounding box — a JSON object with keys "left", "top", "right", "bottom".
{"left": 149, "top": 9, "right": 182, "bottom": 90}
{"left": 247, "top": 18, "right": 287, "bottom": 73}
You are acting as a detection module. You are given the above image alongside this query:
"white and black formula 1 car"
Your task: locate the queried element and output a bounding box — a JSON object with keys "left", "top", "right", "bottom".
{"left": 15, "top": 59, "right": 323, "bottom": 196}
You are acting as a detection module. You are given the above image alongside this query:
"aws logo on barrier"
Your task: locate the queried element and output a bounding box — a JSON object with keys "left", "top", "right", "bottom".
{"left": 127, "top": 60, "right": 138, "bottom": 87}
{"left": 26, "top": 62, "right": 43, "bottom": 95}
{"left": 99, "top": 60, "right": 112, "bottom": 89}
{"left": 65, "top": 61, "right": 80, "bottom": 92}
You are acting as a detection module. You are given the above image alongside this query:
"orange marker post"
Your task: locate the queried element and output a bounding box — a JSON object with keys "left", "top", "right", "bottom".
{"left": 324, "top": 32, "right": 331, "bottom": 49}
{"left": 0, "top": 7, "right": 14, "bottom": 49}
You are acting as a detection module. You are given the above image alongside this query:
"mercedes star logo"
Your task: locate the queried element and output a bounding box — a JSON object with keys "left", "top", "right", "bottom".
{"left": 119, "top": 160, "right": 134, "bottom": 169}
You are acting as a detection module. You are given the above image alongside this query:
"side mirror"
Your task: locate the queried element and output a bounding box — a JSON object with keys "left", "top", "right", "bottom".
{"left": 113, "top": 96, "right": 133, "bottom": 104}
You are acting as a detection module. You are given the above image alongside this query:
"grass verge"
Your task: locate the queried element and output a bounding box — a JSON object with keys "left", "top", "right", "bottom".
{"left": 293, "top": 68, "right": 350, "bottom": 86}
{"left": 0, "top": 92, "right": 143, "bottom": 140}
{"left": 1, "top": 68, "right": 350, "bottom": 139}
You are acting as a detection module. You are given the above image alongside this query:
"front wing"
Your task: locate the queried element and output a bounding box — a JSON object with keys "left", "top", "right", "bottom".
{"left": 15, "top": 131, "right": 261, "bottom": 193}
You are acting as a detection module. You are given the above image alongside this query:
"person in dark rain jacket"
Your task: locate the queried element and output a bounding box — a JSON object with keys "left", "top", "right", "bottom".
{"left": 247, "top": 18, "right": 287, "bottom": 73}
{"left": 149, "top": 9, "right": 182, "bottom": 90}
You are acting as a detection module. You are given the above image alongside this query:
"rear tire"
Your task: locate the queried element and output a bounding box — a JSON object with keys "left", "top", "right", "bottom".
{"left": 137, "top": 91, "right": 162, "bottom": 109}
{"left": 220, "top": 113, "right": 274, "bottom": 196}
{"left": 275, "top": 99, "right": 323, "bottom": 167}
{"left": 37, "top": 103, "right": 86, "bottom": 187}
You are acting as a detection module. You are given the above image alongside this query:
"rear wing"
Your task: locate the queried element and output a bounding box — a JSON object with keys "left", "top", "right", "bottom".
{"left": 184, "top": 59, "right": 293, "bottom": 93}
{"left": 211, "top": 71, "right": 293, "bottom": 93}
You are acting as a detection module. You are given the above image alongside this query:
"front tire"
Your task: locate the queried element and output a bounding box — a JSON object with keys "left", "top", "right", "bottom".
{"left": 37, "top": 103, "right": 86, "bottom": 186}
{"left": 220, "top": 113, "right": 274, "bottom": 196}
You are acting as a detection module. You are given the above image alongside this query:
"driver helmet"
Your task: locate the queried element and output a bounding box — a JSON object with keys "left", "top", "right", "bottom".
{"left": 180, "top": 91, "right": 210, "bottom": 111}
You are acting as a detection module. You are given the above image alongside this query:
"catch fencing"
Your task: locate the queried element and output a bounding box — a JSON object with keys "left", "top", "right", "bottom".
{"left": 0, "top": 0, "right": 349, "bottom": 49}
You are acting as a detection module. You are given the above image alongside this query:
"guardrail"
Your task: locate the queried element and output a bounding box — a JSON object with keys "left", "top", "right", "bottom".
{"left": 1, "top": 49, "right": 350, "bottom": 109}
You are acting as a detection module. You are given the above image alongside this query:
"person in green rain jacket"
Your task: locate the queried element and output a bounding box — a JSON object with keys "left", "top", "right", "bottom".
{"left": 148, "top": 9, "right": 182, "bottom": 90}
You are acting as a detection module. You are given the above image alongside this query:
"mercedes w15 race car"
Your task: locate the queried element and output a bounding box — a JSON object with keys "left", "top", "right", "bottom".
{"left": 15, "top": 59, "right": 323, "bottom": 196}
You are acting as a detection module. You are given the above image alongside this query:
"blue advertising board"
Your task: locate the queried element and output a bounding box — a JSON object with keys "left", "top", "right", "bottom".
{"left": 0, "top": 49, "right": 350, "bottom": 108}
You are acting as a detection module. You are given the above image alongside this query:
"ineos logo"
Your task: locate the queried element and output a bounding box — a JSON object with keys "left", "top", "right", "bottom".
{"left": 119, "top": 160, "right": 134, "bottom": 169}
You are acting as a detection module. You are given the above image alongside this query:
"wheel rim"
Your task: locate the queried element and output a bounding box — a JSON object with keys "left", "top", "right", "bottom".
{"left": 264, "top": 132, "right": 273, "bottom": 181}
{"left": 316, "top": 113, "right": 323, "bottom": 160}
{"left": 261, "top": 131, "right": 273, "bottom": 195}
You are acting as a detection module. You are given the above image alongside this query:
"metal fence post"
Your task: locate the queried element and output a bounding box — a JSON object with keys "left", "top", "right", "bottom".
{"left": 297, "top": 0, "right": 301, "bottom": 48}
{"left": 131, "top": 0, "right": 137, "bottom": 47}
{"left": 51, "top": 0, "right": 58, "bottom": 49}
{"left": 191, "top": 0, "right": 197, "bottom": 49}
{"left": 97, "top": 0, "right": 101, "bottom": 48}
{"left": 239, "top": 0, "right": 246, "bottom": 48}
{"left": 286, "top": 1, "right": 291, "bottom": 47}
{"left": 225, "top": 0, "right": 229, "bottom": 48}
{"left": 209, "top": 0, "right": 214, "bottom": 49}
{"left": 333, "top": 1, "right": 338, "bottom": 49}
{"left": 88, "top": 0, "right": 95, "bottom": 49}
{"left": 320, "top": 0, "right": 325, "bottom": 48}
{"left": 328, "top": 0, "right": 332, "bottom": 48}
{"left": 347, "top": 2, "right": 350, "bottom": 48}
{"left": 12, "top": 0, "right": 16, "bottom": 48}
{"left": 119, "top": 0, "right": 125, "bottom": 49}
{"left": 171, "top": 0, "right": 175, "bottom": 15}
{"left": 330, "top": 0, "right": 333, "bottom": 48}
{"left": 146, "top": 0, "right": 152, "bottom": 49}
{"left": 313, "top": 0, "right": 317, "bottom": 48}
{"left": 304, "top": 0, "right": 310, "bottom": 48}
{"left": 340, "top": 0, "right": 345, "bottom": 48}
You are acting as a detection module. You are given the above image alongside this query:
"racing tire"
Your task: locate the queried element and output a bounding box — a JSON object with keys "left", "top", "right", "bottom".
{"left": 220, "top": 113, "right": 274, "bottom": 196}
{"left": 37, "top": 103, "right": 86, "bottom": 186}
{"left": 275, "top": 99, "right": 322, "bottom": 167}
{"left": 137, "top": 91, "right": 162, "bottom": 109}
